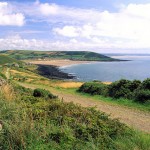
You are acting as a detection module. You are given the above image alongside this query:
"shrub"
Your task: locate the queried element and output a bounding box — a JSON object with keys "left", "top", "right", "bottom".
{"left": 78, "top": 82, "right": 108, "bottom": 96}
{"left": 33, "top": 88, "right": 57, "bottom": 99}
{"left": 134, "top": 89, "right": 150, "bottom": 103}
{"left": 108, "top": 79, "right": 133, "bottom": 99}
{"left": 129, "top": 80, "right": 141, "bottom": 92}
{"left": 13, "top": 84, "right": 32, "bottom": 96}
{"left": 133, "top": 78, "right": 150, "bottom": 103}
{"left": 139, "top": 78, "right": 150, "bottom": 90}
{"left": 78, "top": 79, "right": 150, "bottom": 103}
{"left": 21, "top": 95, "right": 39, "bottom": 104}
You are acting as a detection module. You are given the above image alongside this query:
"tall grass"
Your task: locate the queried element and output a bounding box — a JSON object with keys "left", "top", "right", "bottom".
{"left": 0, "top": 83, "right": 15, "bottom": 101}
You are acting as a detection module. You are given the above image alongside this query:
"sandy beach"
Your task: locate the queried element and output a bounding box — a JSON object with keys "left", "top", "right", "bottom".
{"left": 29, "top": 59, "right": 94, "bottom": 67}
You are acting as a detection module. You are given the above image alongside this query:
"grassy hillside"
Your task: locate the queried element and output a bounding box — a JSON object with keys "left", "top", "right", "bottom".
{"left": 0, "top": 78, "right": 150, "bottom": 150}
{"left": 0, "top": 55, "right": 21, "bottom": 65}
{"left": 0, "top": 50, "right": 119, "bottom": 61}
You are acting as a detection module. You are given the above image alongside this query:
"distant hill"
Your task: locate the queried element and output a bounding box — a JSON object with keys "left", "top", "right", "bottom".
{"left": 0, "top": 55, "right": 20, "bottom": 65}
{"left": 0, "top": 50, "right": 120, "bottom": 61}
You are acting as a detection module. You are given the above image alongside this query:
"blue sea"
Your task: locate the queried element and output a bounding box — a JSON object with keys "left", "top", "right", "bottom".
{"left": 60, "top": 55, "right": 150, "bottom": 82}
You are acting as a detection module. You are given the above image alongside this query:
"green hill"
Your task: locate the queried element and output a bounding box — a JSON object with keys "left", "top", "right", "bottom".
{"left": 0, "top": 55, "right": 20, "bottom": 65}
{"left": 0, "top": 50, "right": 120, "bottom": 61}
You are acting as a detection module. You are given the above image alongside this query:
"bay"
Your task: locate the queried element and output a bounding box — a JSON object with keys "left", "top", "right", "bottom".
{"left": 60, "top": 55, "right": 150, "bottom": 82}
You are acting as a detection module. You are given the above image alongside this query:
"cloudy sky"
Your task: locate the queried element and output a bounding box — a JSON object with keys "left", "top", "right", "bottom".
{"left": 0, "top": 0, "right": 150, "bottom": 53}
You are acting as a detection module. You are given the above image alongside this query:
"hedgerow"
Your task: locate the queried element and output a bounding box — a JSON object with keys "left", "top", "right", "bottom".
{"left": 78, "top": 79, "right": 150, "bottom": 103}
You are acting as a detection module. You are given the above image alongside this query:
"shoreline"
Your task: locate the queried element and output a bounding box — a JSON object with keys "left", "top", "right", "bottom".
{"left": 29, "top": 60, "right": 115, "bottom": 82}
{"left": 37, "top": 64, "right": 75, "bottom": 80}
{"left": 30, "top": 59, "right": 95, "bottom": 80}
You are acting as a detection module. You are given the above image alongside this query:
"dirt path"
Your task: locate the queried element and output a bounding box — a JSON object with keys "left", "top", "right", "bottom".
{"left": 18, "top": 82, "right": 150, "bottom": 133}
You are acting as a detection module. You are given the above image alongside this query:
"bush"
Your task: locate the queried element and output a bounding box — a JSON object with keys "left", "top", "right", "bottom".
{"left": 21, "top": 95, "right": 39, "bottom": 104}
{"left": 139, "top": 78, "right": 150, "bottom": 90}
{"left": 134, "top": 89, "right": 150, "bottom": 103}
{"left": 133, "top": 78, "right": 150, "bottom": 103}
{"left": 33, "top": 88, "right": 57, "bottom": 99}
{"left": 78, "top": 79, "right": 150, "bottom": 103}
{"left": 129, "top": 80, "right": 141, "bottom": 92}
{"left": 108, "top": 79, "right": 133, "bottom": 99}
{"left": 78, "top": 82, "right": 108, "bottom": 96}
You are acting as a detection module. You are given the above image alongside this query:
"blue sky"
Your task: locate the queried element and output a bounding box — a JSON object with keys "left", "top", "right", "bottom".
{"left": 0, "top": 0, "right": 150, "bottom": 53}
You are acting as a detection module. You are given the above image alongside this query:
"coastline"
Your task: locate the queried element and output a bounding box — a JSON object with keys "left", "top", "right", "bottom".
{"left": 30, "top": 59, "right": 95, "bottom": 80}
{"left": 37, "top": 64, "right": 75, "bottom": 80}
{"left": 29, "top": 60, "right": 112, "bottom": 83}
{"left": 29, "top": 59, "right": 94, "bottom": 67}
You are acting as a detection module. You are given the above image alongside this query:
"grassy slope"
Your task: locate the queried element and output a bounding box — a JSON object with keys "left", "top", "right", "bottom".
{"left": 0, "top": 78, "right": 150, "bottom": 150}
{"left": 0, "top": 55, "right": 20, "bottom": 65}
{"left": 0, "top": 50, "right": 119, "bottom": 61}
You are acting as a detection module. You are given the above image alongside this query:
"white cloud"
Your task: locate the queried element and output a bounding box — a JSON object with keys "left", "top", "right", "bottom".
{"left": 1, "top": 1, "right": 150, "bottom": 51}
{"left": 124, "top": 3, "right": 150, "bottom": 19}
{"left": 38, "top": 2, "right": 102, "bottom": 23}
{"left": 39, "top": 3, "right": 59, "bottom": 15}
{"left": 53, "top": 26, "right": 80, "bottom": 37}
{"left": 51, "top": 3, "right": 150, "bottom": 49}
{"left": 0, "top": 2, "right": 25, "bottom": 26}
{"left": 70, "top": 39, "right": 77, "bottom": 43}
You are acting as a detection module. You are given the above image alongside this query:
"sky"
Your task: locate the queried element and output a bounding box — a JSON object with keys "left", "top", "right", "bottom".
{"left": 0, "top": 0, "right": 150, "bottom": 53}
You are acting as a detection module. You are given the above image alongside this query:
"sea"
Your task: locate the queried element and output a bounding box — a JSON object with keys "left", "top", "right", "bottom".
{"left": 60, "top": 54, "right": 150, "bottom": 82}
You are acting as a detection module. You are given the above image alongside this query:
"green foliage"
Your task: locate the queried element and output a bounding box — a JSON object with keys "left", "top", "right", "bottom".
{"left": 134, "top": 90, "right": 150, "bottom": 103}
{"left": 79, "top": 79, "right": 150, "bottom": 104}
{"left": 0, "top": 99, "right": 129, "bottom": 150}
{"left": 33, "top": 88, "right": 57, "bottom": 99}
{"left": 133, "top": 78, "right": 150, "bottom": 103}
{"left": 139, "top": 78, "right": 150, "bottom": 90}
{"left": 129, "top": 80, "right": 141, "bottom": 91}
{"left": 108, "top": 79, "right": 133, "bottom": 99}
{"left": 78, "top": 82, "right": 108, "bottom": 96}
{"left": 13, "top": 84, "right": 33, "bottom": 96}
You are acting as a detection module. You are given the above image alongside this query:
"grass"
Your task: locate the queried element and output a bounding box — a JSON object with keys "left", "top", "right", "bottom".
{"left": 56, "top": 82, "right": 83, "bottom": 88}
